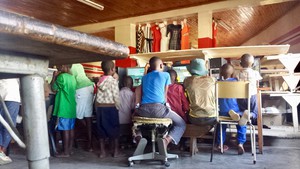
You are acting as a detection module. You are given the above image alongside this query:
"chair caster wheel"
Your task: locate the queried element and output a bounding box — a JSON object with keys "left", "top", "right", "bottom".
{"left": 161, "top": 161, "right": 170, "bottom": 167}
{"left": 253, "top": 161, "right": 256, "bottom": 164}
{"left": 128, "top": 161, "right": 134, "bottom": 167}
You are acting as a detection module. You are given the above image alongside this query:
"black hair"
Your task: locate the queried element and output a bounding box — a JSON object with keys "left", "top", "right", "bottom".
{"left": 123, "top": 76, "right": 133, "bottom": 88}
{"left": 101, "top": 60, "right": 114, "bottom": 74}
{"left": 167, "top": 69, "right": 177, "bottom": 77}
{"left": 167, "top": 69, "right": 178, "bottom": 82}
{"left": 240, "top": 53, "right": 254, "bottom": 68}
{"left": 149, "top": 56, "right": 161, "bottom": 70}
{"left": 220, "top": 63, "right": 234, "bottom": 79}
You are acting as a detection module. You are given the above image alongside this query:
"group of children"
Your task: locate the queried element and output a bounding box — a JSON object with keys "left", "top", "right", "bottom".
{"left": 51, "top": 53, "right": 261, "bottom": 158}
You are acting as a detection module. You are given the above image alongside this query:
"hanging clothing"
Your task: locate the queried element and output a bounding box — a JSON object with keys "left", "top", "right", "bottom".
{"left": 136, "top": 26, "right": 144, "bottom": 53}
{"left": 159, "top": 22, "right": 169, "bottom": 52}
{"left": 143, "top": 24, "right": 153, "bottom": 53}
{"left": 151, "top": 24, "right": 161, "bottom": 52}
{"left": 181, "top": 22, "right": 190, "bottom": 50}
{"left": 167, "top": 24, "right": 182, "bottom": 50}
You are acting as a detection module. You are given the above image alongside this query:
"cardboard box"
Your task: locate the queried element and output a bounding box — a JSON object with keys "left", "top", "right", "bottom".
{"left": 262, "top": 114, "right": 283, "bottom": 126}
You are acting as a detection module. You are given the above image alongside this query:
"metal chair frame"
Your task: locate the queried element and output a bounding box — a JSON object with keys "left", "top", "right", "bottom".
{"left": 211, "top": 81, "right": 256, "bottom": 164}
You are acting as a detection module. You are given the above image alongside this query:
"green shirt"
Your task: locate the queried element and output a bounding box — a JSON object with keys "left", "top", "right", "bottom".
{"left": 70, "top": 64, "right": 94, "bottom": 89}
{"left": 52, "top": 73, "right": 77, "bottom": 118}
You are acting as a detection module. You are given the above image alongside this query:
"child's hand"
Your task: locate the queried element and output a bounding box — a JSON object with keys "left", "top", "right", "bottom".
{"left": 53, "top": 71, "right": 60, "bottom": 79}
{"left": 112, "top": 73, "right": 119, "bottom": 80}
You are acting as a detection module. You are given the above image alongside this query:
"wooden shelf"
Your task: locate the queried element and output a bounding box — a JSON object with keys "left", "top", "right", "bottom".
{"left": 130, "top": 45, "right": 290, "bottom": 62}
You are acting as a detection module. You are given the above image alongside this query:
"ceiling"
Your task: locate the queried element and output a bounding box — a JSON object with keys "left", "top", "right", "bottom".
{"left": 0, "top": 0, "right": 299, "bottom": 47}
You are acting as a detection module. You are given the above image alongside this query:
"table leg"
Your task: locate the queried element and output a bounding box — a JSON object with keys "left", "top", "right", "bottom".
{"left": 282, "top": 95, "right": 300, "bottom": 132}
{"left": 257, "top": 90, "right": 263, "bottom": 154}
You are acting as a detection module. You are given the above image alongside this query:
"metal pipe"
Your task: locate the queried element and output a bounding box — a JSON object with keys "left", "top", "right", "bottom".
{"left": 0, "top": 95, "right": 22, "bottom": 138}
{"left": 20, "top": 75, "right": 50, "bottom": 169}
{"left": 0, "top": 114, "right": 26, "bottom": 148}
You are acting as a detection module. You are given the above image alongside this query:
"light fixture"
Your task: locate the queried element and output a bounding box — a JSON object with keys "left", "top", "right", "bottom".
{"left": 77, "top": 0, "right": 104, "bottom": 10}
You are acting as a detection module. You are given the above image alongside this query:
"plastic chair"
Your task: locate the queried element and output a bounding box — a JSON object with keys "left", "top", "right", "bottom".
{"left": 211, "top": 81, "right": 256, "bottom": 164}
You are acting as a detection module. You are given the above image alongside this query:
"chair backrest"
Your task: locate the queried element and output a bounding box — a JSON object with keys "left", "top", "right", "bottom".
{"left": 216, "top": 81, "right": 250, "bottom": 99}
{"left": 215, "top": 81, "right": 251, "bottom": 121}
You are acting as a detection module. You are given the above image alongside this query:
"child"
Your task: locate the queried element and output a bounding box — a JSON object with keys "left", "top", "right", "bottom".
{"left": 183, "top": 58, "right": 216, "bottom": 126}
{"left": 217, "top": 63, "right": 248, "bottom": 155}
{"left": 167, "top": 69, "right": 189, "bottom": 122}
{"left": 237, "top": 53, "right": 262, "bottom": 125}
{"left": 135, "top": 56, "right": 186, "bottom": 150}
{"left": 51, "top": 65, "right": 77, "bottom": 157}
{"left": 70, "top": 64, "right": 95, "bottom": 152}
{"left": 119, "top": 76, "right": 135, "bottom": 125}
{"left": 95, "top": 60, "right": 121, "bottom": 158}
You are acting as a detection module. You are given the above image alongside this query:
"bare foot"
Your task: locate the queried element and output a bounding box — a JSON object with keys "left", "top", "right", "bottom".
{"left": 55, "top": 153, "right": 70, "bottom": 158}
{"left": 98, "top": 152, "right": 106, "bottom": 158}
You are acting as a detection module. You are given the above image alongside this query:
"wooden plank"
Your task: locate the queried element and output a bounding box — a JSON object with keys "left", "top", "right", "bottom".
{"left": 130, "top": 45, "right": 290, "bottom": 62}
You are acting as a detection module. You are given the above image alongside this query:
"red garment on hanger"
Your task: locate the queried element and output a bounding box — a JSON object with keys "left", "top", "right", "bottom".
{"left": 151, "top": 25, "right": 161, "bottom": 52}
{"left": 181, "top": 23, "right": 190, "bottom": 50}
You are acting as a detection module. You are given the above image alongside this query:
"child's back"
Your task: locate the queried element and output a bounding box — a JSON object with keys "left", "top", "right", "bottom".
{"left": 167, "top": 69, "right": 189, "bottom": 122}
{"left": 96, "top": 75, "right": 120, "bottom": 107}
{"left": 119, "top": 76, "right": 135, "bottom": 125}
{"left": 237, "top": 54, "right": 262, "bottom": 120}
{"left": 53, "top": 72, "right": 76, "bottom": 118}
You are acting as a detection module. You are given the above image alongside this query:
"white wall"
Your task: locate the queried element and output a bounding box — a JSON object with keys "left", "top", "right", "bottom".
{"left": 243, "top": 3, "right": 300, "bottom": 53}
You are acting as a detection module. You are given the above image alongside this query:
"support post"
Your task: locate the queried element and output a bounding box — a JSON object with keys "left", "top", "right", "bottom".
{"left": 20, "top": 75, "right": 50, "bottom": 169}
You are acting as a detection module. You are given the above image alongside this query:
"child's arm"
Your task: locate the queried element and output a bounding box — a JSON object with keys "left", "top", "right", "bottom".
{"left": 180, "top": 85, "right": 189, "bottom": 113}
{"left": 50, "top": 71, "right": 60, "bottom": 92}
{"left": 51, "top": 73, "right": 63, "bottom": 92}
{"left": 112, "top": 79, "right": 120, "bottom": 109}
{"left": 134, "top": 85, "right": 142, "bottom": 106}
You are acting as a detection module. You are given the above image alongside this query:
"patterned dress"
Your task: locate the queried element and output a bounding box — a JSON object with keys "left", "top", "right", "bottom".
{"left": 136, "top": 26, "right": 144, "bottom": 53}
{"left": 167, "top": 24, "right": 182, "bottom": 50}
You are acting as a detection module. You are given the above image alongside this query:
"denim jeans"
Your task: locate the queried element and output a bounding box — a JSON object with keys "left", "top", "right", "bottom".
{"left": 217, "top": 110, "right": 247, "bottom": 145}
{"left": 216, "top": 124, "right": 247, "bottom": 145}
{"left": 0, "top": 101, "right": 20, "bottom": 148}
{"left": 136, "top": 103, "right": 186, "bottom": 145}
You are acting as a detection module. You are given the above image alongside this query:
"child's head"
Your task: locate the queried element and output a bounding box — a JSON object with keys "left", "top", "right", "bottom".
{"left": 220, "top": 63, "right": 234, "bottom": 80}
{"left": 101, "top": 60, "right": 115, "bottom": 75}
{"left": 167, "top": 69, "right": 178, "bottom": 84}
{"left": 240, "top": 53, "right": 254, "bottom": 68}
{"left": 59, "top": 64, "right": 72, "bottom": 73}
{"left": 123, "top": 76, "right": 133, "bottom": 89}
{"left": 149, "top": 56, "right": 164, "bottom": 71}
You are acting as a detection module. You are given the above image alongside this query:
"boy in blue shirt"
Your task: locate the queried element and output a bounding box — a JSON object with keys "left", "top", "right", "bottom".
{"left": 135, "top": 56, "right": 186, "bottom": 150}
{"left": 216, "top": 63, "right": 248, "bottom": 155}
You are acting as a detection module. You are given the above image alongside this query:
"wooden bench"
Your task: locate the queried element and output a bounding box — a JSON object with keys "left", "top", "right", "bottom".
{"left": 182, "top": 124, "right": 213, "bottom": 156}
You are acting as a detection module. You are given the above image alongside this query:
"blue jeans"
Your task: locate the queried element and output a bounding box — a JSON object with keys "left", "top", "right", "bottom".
{"left": 217, "top": 111, "right": 247, "bottom": 145}
{"left": 136, "top": 103, "right": 186, "bottom": 145}
{"left": 0, "top": 101, "right": 20, "bottom": 148}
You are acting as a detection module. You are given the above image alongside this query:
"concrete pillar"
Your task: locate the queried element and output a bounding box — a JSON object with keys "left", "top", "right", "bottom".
{"left": 115, "top": 23, "right": 138, "bottom": 67}
{"left": 115, "top": 23, "right": 136, "bottom": 49}
{"left": 198, "top": 11, "right": 213, "bottom": 48}
{"left": 20, "top": 75, "right": 50, "bottom": 169}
